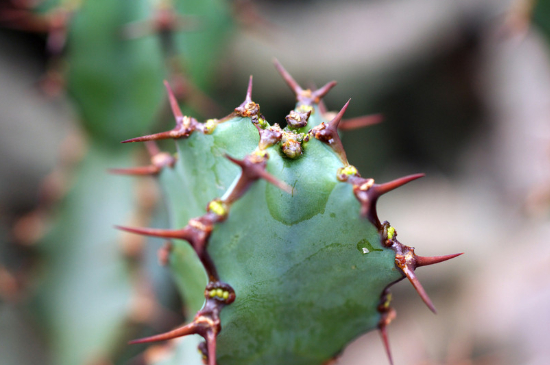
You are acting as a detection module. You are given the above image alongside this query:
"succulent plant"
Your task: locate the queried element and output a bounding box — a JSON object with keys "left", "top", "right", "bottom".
{"left": 115, "top": 60, "right": 462, "bottom": 365}
{"left": 1, "top": 0, "right": 234, "bottom": 364}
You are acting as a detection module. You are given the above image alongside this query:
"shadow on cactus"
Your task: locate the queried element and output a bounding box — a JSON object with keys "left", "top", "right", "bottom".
{"left": 115, "top": 60, "right": 462, "bottom": 365}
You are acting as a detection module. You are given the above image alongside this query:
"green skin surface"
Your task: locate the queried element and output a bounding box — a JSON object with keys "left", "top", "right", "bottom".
{"left": 67, "top": 0, "right": 166, "bottom": 144}
{"left": 65, "top": 0, "right": 233, "bottom": 143}
{"left": 159, "top": 105, "right": 403, "bottom": 364}
{"left": 32, "top": 142, "right": 134, "bottom": 365}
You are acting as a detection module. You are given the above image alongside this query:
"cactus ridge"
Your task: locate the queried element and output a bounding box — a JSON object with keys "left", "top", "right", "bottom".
{"left": 115, "top": 61, "right": 462, "bottom": 365}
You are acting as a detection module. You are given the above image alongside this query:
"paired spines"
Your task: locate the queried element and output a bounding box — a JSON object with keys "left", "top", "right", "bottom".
{"left": 347, "top": 174, "right": 426, "bottom": 229}
{"left": 128, "top": 281, "right": 236, "bottom": 365}
{"left": 273, "top": 59, "right": 337, "bottom": 106}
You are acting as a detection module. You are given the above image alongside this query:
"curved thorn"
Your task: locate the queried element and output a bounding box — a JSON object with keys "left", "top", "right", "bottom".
{"left": 339, "top": 114, "right": 383, "bottom": 131}
{"left": 415, "top": 253, "right": 463, "bottom": 267}
{"left": 273, "top": 58, "right": 302, "bottom": 95}
{"left": 328, "top": 99, "right": 351, "bottom": 130}
{"left": 379, "top": 327, "right": 394, "bottom": 365}
{"left": 115, "top": 225, "right": 190, "bottom": 241}
{"left": 129, "top": 322, "right": 199, "bottom": 344}
{"left": 108, "top": 166, "right": 159, "bottom": 176}
{"left": 402, "top": 264, "right": 436, "bottom": 313}
{"left": 312, "top": 80, "right": 337, "bottom": 101}
{"left": 121, "top": 130, "right": 175, "bottom": 143}
{"left": 164, "top": 80, "right": 184, "bottom": 124}
{"left": 375, "top": 173, "right": 425, "bottom": 196}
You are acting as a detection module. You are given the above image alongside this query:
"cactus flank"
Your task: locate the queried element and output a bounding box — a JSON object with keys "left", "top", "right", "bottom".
{"left": 115, "top": 61, "right": 462, "bottom": 365}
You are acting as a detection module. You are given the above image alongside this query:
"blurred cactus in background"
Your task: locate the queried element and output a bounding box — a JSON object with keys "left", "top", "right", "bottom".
{"left": 0, "top": 0, "right": 235, "bottom": 364}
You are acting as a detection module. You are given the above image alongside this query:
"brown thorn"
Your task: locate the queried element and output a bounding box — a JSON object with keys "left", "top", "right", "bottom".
{"left": 245, "top": 75, "right": 253, "bottom": 104}
{"left": 129, "top": 322, "right": 199, "bottom": 344}
{"left": 374, "top": 173, "right": 425, "bottom": 196}
{"left": 108, "top": 166, "right": 160, "bottom": 176}
{"left": 339, "top": 114, "right": 383, "bottom": 131}
{"left": 312, "top": 100, "right": 351, "bottom": 164}
{"left": 273, "top": 58, "right": 302, "bottom": 95}
{"left": 401, "top": 264, "right": 437, "bottom": 313}
{"left": 224, "top": 154, "right": 292, "bottom": 201}
{"left": 224, "top": 154, "right": 245, "bottom": 169}
{"left": 415, "top": 253, "right": 463, "bottom": 267}
{"left": 328, "top": 98, "right": 350, "bottom": 130}
{"left": 115, "top": 225, "right": 192, "bottom": 242}
{"left": 309, "top": 82, "right": 328, "bottom": 114}
{"left": 164, "top": 80, "right": 184, "bottom": 125}
{"left": 351, "top": 174, "right": 424, "bottom": 229}
{"left": 256, "top": 169, "right": 293, "bottom": 194}
{"left": 312, "top": 80, "right": 337, "bottom": 103}
{"left": 379, "top": 326, "right": 394, "bottom": 365}
{"left": 234, "top": 76, "right": 259, "bottom": 117}
{"left": 121, "top": 130, "right": 177, "bottom": 143}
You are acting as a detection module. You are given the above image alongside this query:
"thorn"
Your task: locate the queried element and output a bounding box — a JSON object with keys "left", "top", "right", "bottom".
{"left": 311, "top": 100, "right": 351, "bottom": 164}
{"left": 128, "top": 282, "right": 232, "bottom": 365}
{"left": 246, "top": 75, "right": 253, "bottom": 103}
{"left": 115, "top": 225, "right": 192, "bottom": 241}
{"left": 339, "top": 114, "right": 383, "bottom": 131}
{"left": 234, "top": 76, "right": 259, "bottom": 117}
{"left": 312, "top": 81, "right": 337, "bottom": 103}
{"left": 129, "top": 322, "right": 199, "bottom": 344}
{"left": 273, "top": 59, "right": 336, "bottom": 105}
{"left": 415, "top": 253, "right": 463, "bottom": 267}
{"left": 164, "top": 80, "right": 184, "bottom": 125}
{"left": 401, "top": 263, "right": 437, "bottom": 314}
{"left": 328, "top": 98, "right": 350, "bottom": 130}
{"left": 121, "top": 131, "right": 175, "bottom": 143}
{"left": 379, "top": 326, "right": 394, "bottom": 365}
{"left": 273, "top": 58, "right": 302, "bottom": 95}
{"left": 351, "top": 174, "right": 424, "bottom": 229}
{"left": 223, "top": 153, "right": 292, "bottom": 204}
{"left": 374, "top": 173, "right": 425, "bottom": 196}
{"left": 257, "top": 169, "right": 293, "bottom": 194}
{"left": 224, "top": 154, "right": 245, "bottom": 169}
{"left": 122, "top": 82, "right": 198, "bottom": 143}
{"left": 108, "top": 166, "right": 160, "bottom": 176}
{"left": 226, "top": 154, "right": 292, "bottom": 195}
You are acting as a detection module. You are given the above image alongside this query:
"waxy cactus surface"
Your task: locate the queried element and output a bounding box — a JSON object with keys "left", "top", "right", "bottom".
{"left": 117, "top": 61, "right": 462, "bottom": 365}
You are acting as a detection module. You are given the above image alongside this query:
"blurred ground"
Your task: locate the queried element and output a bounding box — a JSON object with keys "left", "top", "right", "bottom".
{"left": 1, "top": 0, "right": 550, "bottom": 364}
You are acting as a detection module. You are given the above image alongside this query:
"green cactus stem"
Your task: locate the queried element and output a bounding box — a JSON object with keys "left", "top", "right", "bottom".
{"left": 116, "top": 60, "right": 462, "bottom": 365}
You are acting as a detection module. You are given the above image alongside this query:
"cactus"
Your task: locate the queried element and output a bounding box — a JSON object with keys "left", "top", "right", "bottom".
{"left": 1, "top": 0, "right": 234, "bottom": 364}
{"left": 116, "top": 61, "right": 462, "bottom": 365}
